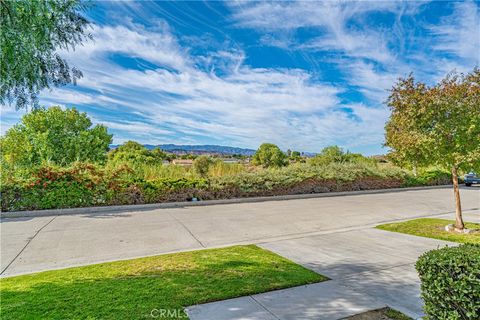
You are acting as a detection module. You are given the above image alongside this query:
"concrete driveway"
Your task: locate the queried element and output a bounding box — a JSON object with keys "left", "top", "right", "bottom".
{"left": 1, "top": 187, "right": 478, "bottom": 277}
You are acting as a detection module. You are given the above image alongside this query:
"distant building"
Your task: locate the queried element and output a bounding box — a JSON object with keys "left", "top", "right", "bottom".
{"left": 172, "top": 159, "right": 193, "bottom": 166}
{"left": 221, "top": 158, "right": 240, "bottom": 164}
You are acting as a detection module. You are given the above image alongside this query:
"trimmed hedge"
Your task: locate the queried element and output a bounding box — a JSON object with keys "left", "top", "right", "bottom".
{"left": 416, "top": 244, "right": 480, "bottom": 319}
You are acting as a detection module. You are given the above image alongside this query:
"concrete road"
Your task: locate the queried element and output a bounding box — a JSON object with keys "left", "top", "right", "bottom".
{"left": 1, "top": 187, "right": 479, "bottom": 277}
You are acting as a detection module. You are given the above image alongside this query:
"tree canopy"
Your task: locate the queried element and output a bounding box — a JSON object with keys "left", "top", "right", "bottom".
{"left": 0, "top": 0, "right": 91, "bottom": 109}
{"left": 108, "top": 141, "right": 167, "bottom": 166}
{"left": 0, "top": 106, "right": 112, "bottom": 167}
{"left": 385, "top": 69, "right": 480, "bottom": 172}
{"left": 309, "top": 145, "right": 374, "bottom": 166}
{"left": 253, "top": 143, "right": 287, "bottom": 168}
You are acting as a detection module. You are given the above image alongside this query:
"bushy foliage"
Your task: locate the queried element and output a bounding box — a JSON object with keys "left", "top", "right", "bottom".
{"left": 193, "top": 156, "right": 214, "bottom": 177}
{"left": 1, "top": 163, "right": 110, "bottom": 211}
{"left": 416, "top": 244, "right": 480, "bottom": 319}
{"left": 107, "top": 141, "right": 167, "bottom": 166}
{"left": 0, "top": 162, "right": 207, "bottom": 211}
{"left": 253, "top": 143, "right": 287, "bottom": 168}
{"left": 309, "top": 146, "right": 376, "bottom": 166}
{"left": 403, "top": 168, "right": 451, "bottom": 187}
{"left": 1, "top": 159, "right": 449, "bottom": 212}
{"left": 212, "top": 162, "right": 407, "bottom": 193}
{"left": 0, "top": 106, "right": 112, "bottom": 167}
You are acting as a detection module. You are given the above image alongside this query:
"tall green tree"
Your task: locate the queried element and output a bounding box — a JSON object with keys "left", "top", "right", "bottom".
{"left": 108, "top": 141, "right": 167, "bottom": 166}
{"left": 1, "top": 0, "right": 91, "bottom": 109}
{"left": 309, "top": 146, "right": 345, "bottom": 166}
{"left": 1, "top": 106, "right": 112, "bottom": 167}
{"left": 253, "top": 143, "right": 287, "bottom": 168}
{"left": 385, "top": 69, "right": 480, "bottom": 230}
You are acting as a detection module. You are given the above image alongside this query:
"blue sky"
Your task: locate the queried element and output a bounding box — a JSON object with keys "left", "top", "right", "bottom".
{"left": 1, "top": 1, "right": 479, "bottom": 154}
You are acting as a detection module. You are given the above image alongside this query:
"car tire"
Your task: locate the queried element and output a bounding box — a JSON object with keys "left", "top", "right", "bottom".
{"left": 465, "top": 183, "right": 472, "bottom": 187}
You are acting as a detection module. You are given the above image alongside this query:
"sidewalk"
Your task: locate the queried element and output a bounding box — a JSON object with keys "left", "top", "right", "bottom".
{"left": 186, "top": 226, "right": 465, "bottom": 319}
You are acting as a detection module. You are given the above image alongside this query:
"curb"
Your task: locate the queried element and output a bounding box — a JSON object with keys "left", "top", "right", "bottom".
{"left": 0, "top": 185, "right": 452, "bottom": 219}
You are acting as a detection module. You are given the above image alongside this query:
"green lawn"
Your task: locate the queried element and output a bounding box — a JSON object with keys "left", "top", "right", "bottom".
{"left": 376, "top": 218, "right": 480, "bottom": 244}
{"left": 0, "top": 245, "right": 326, "bottom": 319}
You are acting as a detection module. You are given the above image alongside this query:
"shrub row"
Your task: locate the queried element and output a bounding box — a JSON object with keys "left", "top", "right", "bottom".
{"left": 0, "top": 162, "right": 449, "bottom": 212}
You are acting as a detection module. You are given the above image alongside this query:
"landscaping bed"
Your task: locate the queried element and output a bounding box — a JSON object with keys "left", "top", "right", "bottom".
{"left": 0, "top": 245, "right": 326, "bottom": 319}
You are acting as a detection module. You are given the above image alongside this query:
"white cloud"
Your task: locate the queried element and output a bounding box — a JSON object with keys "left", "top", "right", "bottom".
{"left": 4, "top": 1, "right": 475, "bottom": 155}
{"left": 430, "top": 1, "right": 480, "bottom": 65}
{"left": 343, "top": 60, "right": 401, "bottom": 102}
{"left": 229, "top": 1, "right": 425, "bottom": 63}
{"left": 36, "top": 21, "right": 391, "bottom": 152}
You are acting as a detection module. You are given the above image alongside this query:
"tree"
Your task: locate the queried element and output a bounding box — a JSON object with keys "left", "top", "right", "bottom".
{"left": 289, "top": 150, "right": 302, "bottom": 162}
{"left": 0, "top": 106, "right": 112, "bottom": 167}
{"left": 252, "top": 143, "right": 287, "bottom": 168}
{"left": 309, "top": 145, "right": 346, "bottom": 166}
{"left": 385, "top": 69, "right": 480, "bottom": 231}
{"left": 108, "top": 142, "right": 166, "bottom": 166}
{"left": 291, "top": 151, "right": 301, "bottom": 158}
{"left": 193, "top": 155, "right": 214, "bottom": 177}
{"left": 1, "top": 0, "right": 91, "bottom": 109}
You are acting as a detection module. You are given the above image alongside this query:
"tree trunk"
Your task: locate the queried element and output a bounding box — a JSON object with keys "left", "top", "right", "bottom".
{"left": 451, "top": 166, "right": 464, "bottom": 230}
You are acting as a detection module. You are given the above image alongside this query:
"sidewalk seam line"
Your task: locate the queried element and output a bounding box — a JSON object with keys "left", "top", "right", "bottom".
{"left": 250, "top": 295, "right": 281, "bottom": 320}
{"left": 169, "top": 213, "right": 206, "bottom": 248}
{"left": 1, "top": 216, "right": 57, "bottom": 275}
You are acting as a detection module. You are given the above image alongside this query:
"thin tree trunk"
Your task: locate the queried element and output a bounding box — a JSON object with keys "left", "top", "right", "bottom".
{"left": 451, "top": 166, "right": 464, "bottom": 230}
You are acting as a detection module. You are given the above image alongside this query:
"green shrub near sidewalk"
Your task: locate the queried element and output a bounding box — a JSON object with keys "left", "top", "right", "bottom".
{"left": 416, "top": 244, "right": 480, "bottom": 319}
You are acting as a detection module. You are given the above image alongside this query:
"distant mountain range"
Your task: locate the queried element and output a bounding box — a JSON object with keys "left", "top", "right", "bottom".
{"left": 110, "top": 144, "right": 257, "bottom": 156}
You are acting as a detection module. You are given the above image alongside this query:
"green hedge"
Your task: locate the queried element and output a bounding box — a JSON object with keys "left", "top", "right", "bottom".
{"left": 416, "top": 244, "right": 480, "bottom": 319}
{"left": 0, "top": 162, "right": 450, "bottom": 212}
{"left": 0, "top": 164, "right": 209, "bottom": 211}
{"left": 403, "top": 169, "right": 451, "bottom": 187}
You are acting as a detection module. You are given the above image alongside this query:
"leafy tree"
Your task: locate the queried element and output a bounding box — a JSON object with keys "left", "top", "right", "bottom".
{"left": 193, "top": 155, "right": 214, "bottom": 177}
{"left": 309, "top": 146, "right": 375, "bottom": 166}
{"left": 1, "top": 106, "right": 112, "bottom": 167}
{"left": 291, "top": 151, "right": 301, "bottom": 158}
{"left": 309, "top": 146, "right": 346, "bottom": 166}
{"left": 1, "top": 0, "right": 91, "bottom": 109}
{"left": 108, "top": 142, "right": 166, "bottom": 166}
{"left": 385, "top": 69, "right": 480, "bottom": 230}
{"left": 253, "top": 143, "right": 287, "bottom": 168}
{"left": 288, "top": 150, "right": 302, "bottom": 163}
